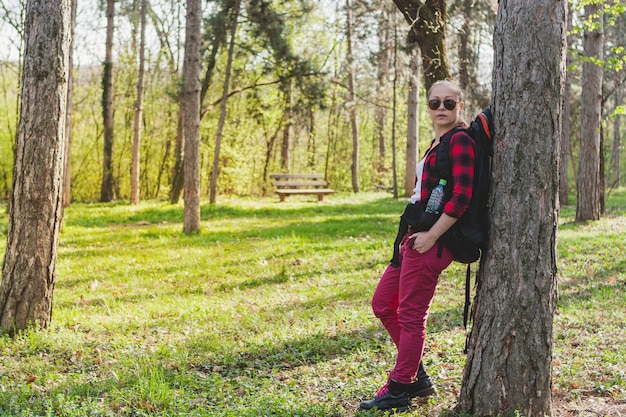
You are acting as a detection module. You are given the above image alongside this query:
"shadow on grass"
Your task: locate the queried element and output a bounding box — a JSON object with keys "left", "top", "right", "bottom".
{"left": 62, "top": 195, "right": 405, "bottom": 228}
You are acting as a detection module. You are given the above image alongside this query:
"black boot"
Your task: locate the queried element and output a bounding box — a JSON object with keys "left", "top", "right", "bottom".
{"left": 408, "top": 362, "right": 436, "bottom": 398}
{"left": 359, "top": 379, "right": 411, "bottom": 412}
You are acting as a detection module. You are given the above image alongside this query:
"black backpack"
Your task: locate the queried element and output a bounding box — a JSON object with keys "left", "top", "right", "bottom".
{"left": 436, "top": 106, "right": 494, "bottom": 346}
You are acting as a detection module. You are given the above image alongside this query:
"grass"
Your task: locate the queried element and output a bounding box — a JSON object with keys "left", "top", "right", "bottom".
{"left": 0, "top": 190, "right": 624, "bottom": 416}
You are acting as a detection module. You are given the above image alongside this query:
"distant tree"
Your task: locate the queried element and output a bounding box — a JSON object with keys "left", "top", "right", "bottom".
{"left": 182, "top": 0, "right": 201, "bottom": 233}
{"left": 131, "top": 0, "right": 147, "bottom": 205}
{"left": 346, "top": 0, "right": 359, "bottom": 193}
{"left": 404, "top": 48, "right": 419, "bottom": 197}
{"left": 459, "top": 1, "right": 564, "bottom": 415}
{"left": 576, "top": 2, "right": 603, "bottom": 221}
{"left": 100, "top": 0, "right": 115, "bottom": 202}
{"left": 0, "top": 0, "right": 72, "bottom": 331}
{"left": 209, "top": 0, "right": 241, "bottom": 204}
{"left": 63, "top": 0, "right": 76, "bottom": 208}
{"left": 560, "top": 8, "right": 574, "bottom": 206}
{"left": 374, "top": 2, "right": 393, "bottom": 172}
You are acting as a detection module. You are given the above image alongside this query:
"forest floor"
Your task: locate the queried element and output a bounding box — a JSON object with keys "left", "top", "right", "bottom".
{"left": 0, "top": 190, "right": 624, "bottom": 416}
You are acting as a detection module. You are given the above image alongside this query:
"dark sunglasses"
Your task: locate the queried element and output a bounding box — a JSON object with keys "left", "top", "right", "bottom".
{"left": 427, "top": 99, "right": 457, "bottom": 111}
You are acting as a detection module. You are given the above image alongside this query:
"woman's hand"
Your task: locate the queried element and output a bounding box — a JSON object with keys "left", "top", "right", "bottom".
{"left": 409, "top": 231, "right": 438, "bottom": 253}
{"left": 409, "top": 213, "right": 459, "bottom": 253}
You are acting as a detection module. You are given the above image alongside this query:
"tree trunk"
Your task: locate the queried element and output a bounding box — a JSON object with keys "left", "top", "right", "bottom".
{"left": 63, "top": 0, "right": 76, "bottom": 209}
{"left": 100, "top": 0, "right": 115, "bottom": 202}
{"left": 391, "top": 0, "right": 450, "bottom": 90}
{"left": 131, "top": 0, "right": 147, "bottom": 205}
{"left": 459, "top": 2, "right": 564, "bottom": 416}
{"left": 0, "top": 0, "right": 72, "bottom": 331}
{"left": 613, "top": 78, "right": 622, "bottom": 187}
{"left": 458, "top": 0, "right": 472, "bottom": 93}
{"left": 183, "top": 0, "right": 202, "bottom": 233}
{"left": 280, "top": 82, "right": 293, "bottom": 172}
{"left": 405, "top": 48, "right": 419, "bottom": 197}
{"left": 169, "top": 103, "right": 185, "bottom": 204}
{"left": 559, "top": 9, "right": 573, "bottom": 206}
{"left": 346, "top": 0, "right": 359, "bottom": 193}
{"left": 375, "top": 4, "right": 392, "bottom": 172}
{"left": 209, "top": 0, "right": 241, "bottom": 204}
{"left": 576, "top": 2, "right": 603, "bottom": 222}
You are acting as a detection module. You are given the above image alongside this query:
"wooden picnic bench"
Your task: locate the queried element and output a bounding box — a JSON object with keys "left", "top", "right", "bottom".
{"left": 270, "top": 173, "right": 335, "bottom": 202}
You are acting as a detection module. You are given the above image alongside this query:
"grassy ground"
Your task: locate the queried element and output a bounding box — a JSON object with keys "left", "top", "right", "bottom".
{"left": 0, "top": 189, "right": 624, "bottom": 416}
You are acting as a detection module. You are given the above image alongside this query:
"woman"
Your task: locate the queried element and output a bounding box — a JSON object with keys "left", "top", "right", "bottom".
{"left": 359, "top": 80, "right": 475, "bottom": 412}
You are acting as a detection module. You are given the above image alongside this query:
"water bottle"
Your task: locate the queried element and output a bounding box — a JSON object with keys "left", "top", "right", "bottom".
{"left": 425, "top": 179, "right": 447, "bottom": 214}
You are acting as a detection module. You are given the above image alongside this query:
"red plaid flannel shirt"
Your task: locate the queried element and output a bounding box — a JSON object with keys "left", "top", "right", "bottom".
{"left": 416, "top": 129, "right": 475, "bottom": 219}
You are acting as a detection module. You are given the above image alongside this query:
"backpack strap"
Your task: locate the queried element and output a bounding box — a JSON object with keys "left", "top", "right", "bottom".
{"left": 463, "top": 263, "right": 473, "bottom": 354}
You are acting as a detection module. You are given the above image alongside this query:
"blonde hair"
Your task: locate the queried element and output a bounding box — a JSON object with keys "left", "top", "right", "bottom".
{"left": 427, "top": 80, "right": 466, "bottom": 125}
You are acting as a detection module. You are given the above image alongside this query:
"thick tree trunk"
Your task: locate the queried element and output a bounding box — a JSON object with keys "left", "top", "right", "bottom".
{"left": 346, "top": 0, "right": 359, "bottom": 193}
{"left": 576, "top": 2, "right": 603, "bottom": 222}
{"left": 459, "top": 2, "right": 565, "bottom": 416}
{"left": 391, "top": 0, "right": 450, "bottom": 90}
{"left": 131, "top": 0, "right": 147, "bottom": 205}
{"left": 182, "top": 0, "right": 202, "bottom": 233}
{"left": 209, "top": 0, "right": 240, "bottom": 204}
{"left": 0, "top": 0, "right": 72, "bottom": 331}
{"left": 100, "top": 0, "right": 115, "bottom": 202}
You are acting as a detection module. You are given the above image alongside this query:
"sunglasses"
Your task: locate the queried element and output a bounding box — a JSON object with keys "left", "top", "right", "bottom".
{"left": 427, "top": 99, "right": 457, "bottom": 111}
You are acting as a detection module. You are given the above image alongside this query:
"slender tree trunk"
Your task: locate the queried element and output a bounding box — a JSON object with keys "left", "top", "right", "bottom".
{"left": 346, "top": 0, "right": 359, "bottom": 193}
{"left": 559, "top": 9, "right": 573, "bottom": 206}
{"left": 182, "top": 0, "right": 202, "bottom": 233}
{"left": 100, "top": 0, "right": 115, "bottom": 202}
{"left": 391, "top": 0, "right": 450, "bottom": 90}
{"left": 63, "top": 0, "right": 76, "bottom": 208}
{"left": 391, "top": 22, "right": 398, "bottom": 199}
{"left": 576, "top": 2, "right": 603, "bottom": 222}
{"left": 131, "top": 0, "right": 147, "bottom": 205}
{"left": 460, "top": 1, "right": 564, "bottom": 416}
{"left": 170, "top": 95, "right": 185, "bottom": 204}
{"left": 405, "top": 48, "right": 419, "bottom": 197}
{"left": 613, "top": 80, "right": 622, "bottom": 187}
{"left": 210, "top": 0, "right": 241, "bottom": 204}
{"left": 280, "top": 82, "right": 293, "bottom": 171}
{"left": 0, "top": 0, "right": 72, "bottom": 331}
{"left": 375, "top": 4, "right": 392, "bottom": 172}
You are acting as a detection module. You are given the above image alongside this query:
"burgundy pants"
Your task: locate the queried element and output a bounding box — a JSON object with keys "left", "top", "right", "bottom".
{"left": 372, "top": 233, "right": 453, "bottom": 384}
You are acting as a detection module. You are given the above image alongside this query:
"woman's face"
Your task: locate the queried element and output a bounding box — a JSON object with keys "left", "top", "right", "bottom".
{"left": 427, "top": 84, "right": 464, "bottom": 132}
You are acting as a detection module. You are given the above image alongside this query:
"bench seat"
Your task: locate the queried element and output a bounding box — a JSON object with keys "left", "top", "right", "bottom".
{"left": 270, "top": 173, "right": 335, "bottom": 202}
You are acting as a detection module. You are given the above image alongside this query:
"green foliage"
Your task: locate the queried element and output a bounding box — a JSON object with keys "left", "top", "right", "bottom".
{"left": 0, "top": 190, "right": 625, "bottom": 415}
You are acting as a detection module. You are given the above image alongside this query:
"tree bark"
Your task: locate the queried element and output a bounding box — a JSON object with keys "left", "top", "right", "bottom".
{"left": 391, "top": 0, "right": 450, "bottom": 90}
{"left": 100, "top": 0, "right": 115, "bottom": 202}
{"left": 209, "top": 0, "right": 241, "bottom": 204}
{"left": 0, "top": 0, "right": 72, "bottom": 331}
{"left": 183, "top": 0, "right": 202, "bottom": 233}
{"left": 459, "top": 2, "right": 564, "bottom": 416}
{"left": 346, "top": 0, "right": 359, "bottom": 193}
{"left": 131, "top": 0, "right": 147, "bottom": 205}
{"left": 576, "top": 2, "right": 603, "bottom": 222}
